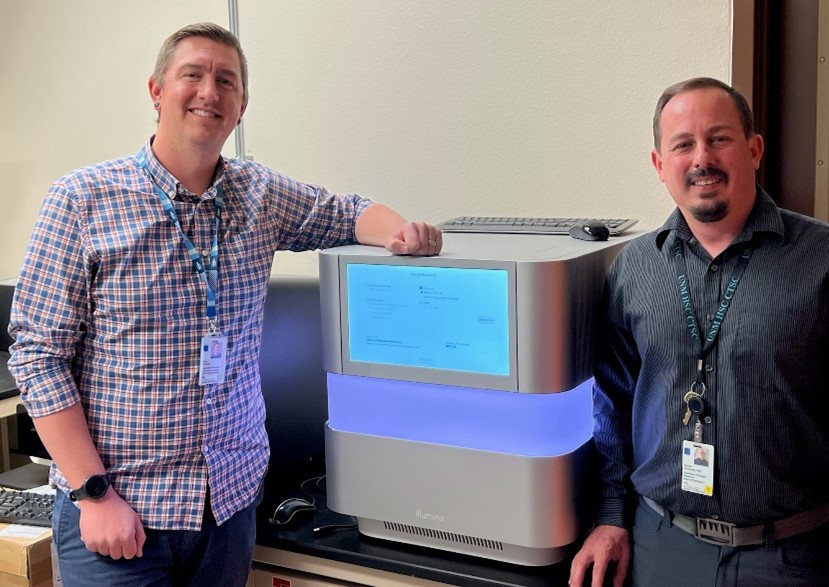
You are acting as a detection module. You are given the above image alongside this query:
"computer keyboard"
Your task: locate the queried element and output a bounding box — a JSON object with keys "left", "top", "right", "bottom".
{"left": 0, "top": 488, "right": 54, "bottom": 527}
{"left": 436, "top": 216, "right": 638, "bottom": 235}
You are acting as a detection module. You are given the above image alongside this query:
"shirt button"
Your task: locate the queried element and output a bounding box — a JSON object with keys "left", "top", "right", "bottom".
{"left": 710, "top": 264, "right": 719, "bottom": 272}
{"left": 206, "top": 398, "right": 212, "bottom": 405}
{"left": 706, "top": 314, "right": 714, "bottom": 321}
{"left": 705, "top": 364, "right": 713, "bottom": 372}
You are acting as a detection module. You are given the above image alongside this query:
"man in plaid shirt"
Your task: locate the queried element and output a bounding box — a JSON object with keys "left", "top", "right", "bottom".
{"left": 8, "top": 22, "right": 442, "bottom": 587}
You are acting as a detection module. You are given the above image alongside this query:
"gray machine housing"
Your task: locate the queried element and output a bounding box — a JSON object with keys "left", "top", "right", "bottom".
{"left": 325, "top": 427, "right": 591, "bottom": 566}
{"left": 319, "top": 232, "right": 634, "bottom": 565}
{"left": 320, "top": 233, "right": 630, "bottom": 393}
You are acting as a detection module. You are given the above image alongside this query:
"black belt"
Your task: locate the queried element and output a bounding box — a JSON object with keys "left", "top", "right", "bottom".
{"left": 642, "top": 496, "right": 829, "bottom": 547}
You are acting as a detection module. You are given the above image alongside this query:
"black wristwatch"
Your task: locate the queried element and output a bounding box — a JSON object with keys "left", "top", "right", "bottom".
{"left": 69, "top": 474, "right": 111, "bottom": 502}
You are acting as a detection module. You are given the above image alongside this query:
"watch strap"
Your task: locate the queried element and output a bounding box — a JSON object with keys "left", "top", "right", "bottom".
{"left": 69, "top": 474, "right": 110, "bottom": 502}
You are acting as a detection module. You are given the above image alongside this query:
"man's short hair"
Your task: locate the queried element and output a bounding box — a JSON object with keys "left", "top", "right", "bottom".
{"left": 652, "top": 77, "right": 754, "bottom": 151}
{"left": 151, "top": 22, "right": 249, "bottom": 102}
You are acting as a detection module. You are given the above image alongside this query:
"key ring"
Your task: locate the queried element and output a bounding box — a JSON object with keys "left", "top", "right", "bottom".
{"left": 690, "top": 380, "right": 707, "bottom": 397}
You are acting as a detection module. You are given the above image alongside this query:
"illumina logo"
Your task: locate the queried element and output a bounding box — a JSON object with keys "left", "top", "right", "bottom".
{"left": 415, "top": 509, "right": 446, "bottom": 523}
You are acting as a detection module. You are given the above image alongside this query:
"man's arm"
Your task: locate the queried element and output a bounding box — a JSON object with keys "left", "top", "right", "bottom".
{"left": 570, "top": 271, "right": 639, "bottom": 586}
{"left": 9, "top": 178, "right": 145, "bottom": 559}
{"left": 355, "top": 203, "right": 442, "bottom": 256}
{"left": 32, "top": 405, "right": 146, "bottom": 559}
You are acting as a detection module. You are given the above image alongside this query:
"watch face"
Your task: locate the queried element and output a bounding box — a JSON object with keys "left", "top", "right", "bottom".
{"left": 86, "top": 475, "right": 110, "bottom": 498}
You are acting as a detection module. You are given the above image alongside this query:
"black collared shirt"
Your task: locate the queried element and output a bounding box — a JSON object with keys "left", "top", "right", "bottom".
{"left": 593, "top": 188, "right": 829, "bottom": 527}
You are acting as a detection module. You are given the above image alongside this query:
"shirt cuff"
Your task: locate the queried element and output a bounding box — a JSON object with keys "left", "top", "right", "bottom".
{"left": 595, "top": 496, "right": 629, "bottom": 528}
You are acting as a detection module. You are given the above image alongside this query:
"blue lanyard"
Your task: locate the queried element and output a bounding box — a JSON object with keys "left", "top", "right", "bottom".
{"left": 672, "top": 239, "right": 752, "bottom": 382}
{"left": 136, "top": 151, "right": 224, "bottom": 328}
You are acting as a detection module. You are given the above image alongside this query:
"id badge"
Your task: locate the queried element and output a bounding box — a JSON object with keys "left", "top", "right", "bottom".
{"left": 681, "top": 440, "right": 714, "bottom": 496}
{"left": 199, "top": 334, "right": 227, "bottom": 385}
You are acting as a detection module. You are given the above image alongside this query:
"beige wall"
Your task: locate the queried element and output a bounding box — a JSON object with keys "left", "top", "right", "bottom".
{"left": 0, "top": 1, "right": 733, "bottom": 278}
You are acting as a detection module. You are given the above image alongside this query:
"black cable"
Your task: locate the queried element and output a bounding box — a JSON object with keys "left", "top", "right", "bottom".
{"left": 312, "top": 521, "right": 358, "bottom": 535}
{"left": 298, "top": 474, "right": 325, "bottom": 505}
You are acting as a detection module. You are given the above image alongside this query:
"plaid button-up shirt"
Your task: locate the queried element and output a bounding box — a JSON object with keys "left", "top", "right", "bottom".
{"left": 9, "top": 139, "right": 371, "bottom": 529}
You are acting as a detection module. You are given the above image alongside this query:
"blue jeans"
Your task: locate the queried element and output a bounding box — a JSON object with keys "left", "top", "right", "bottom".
{"left": 53, "top": 485, "right": 262, "bottom": 587}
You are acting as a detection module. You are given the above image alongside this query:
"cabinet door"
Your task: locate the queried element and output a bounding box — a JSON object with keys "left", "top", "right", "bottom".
{"left": 253, "top": 566, "right": 367, "bottom": 587}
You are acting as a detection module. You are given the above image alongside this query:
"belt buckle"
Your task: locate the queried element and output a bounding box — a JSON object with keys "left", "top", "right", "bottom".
{"left": 695, "top": 517, "right": 737, "bottom": 546}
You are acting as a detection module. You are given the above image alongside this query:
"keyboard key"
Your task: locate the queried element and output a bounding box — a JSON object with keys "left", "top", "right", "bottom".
{"left": 0, "top": 488, "right": 53, "bottom": 527}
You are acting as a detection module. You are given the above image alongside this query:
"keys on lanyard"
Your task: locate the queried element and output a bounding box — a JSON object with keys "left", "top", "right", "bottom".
{"left": 682, "top": 382, "right": 706, "bottom": 427}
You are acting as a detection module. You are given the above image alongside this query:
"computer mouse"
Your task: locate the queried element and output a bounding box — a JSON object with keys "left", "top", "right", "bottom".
{"left": 270, "top": 497, "right": 316, "bottom": 525}
{"left": 569, "top": 220, "right": 610, "bottom": 241}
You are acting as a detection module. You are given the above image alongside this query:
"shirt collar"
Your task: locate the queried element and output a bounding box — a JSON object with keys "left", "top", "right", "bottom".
{"left": 138, "top": 137, "right": 228, "bottom": 202}
{"left": 653, "top": 186, "right": 785, "bottom": 251}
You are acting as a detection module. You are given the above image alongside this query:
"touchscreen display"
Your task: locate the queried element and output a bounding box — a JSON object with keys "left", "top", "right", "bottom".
{"left": 346, "top": 264, "right": 510, "bottom": 375}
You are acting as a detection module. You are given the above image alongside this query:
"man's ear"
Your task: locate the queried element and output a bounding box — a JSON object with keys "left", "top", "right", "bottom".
{"left": 749, "top": 134, "right": 764, "bottom": 170}
{"left": 237, "top": 100, "right": 248, "bottom": 126}
{"left": 651, "top": 149, "right": 665, "bottom": 183}
{"left": 148, "top": 76, "right": 162, "bottom": 103}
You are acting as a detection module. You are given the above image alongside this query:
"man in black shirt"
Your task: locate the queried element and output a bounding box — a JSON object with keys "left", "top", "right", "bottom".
{"left": 570, "top": 78, "right": 829, "bottom": 587}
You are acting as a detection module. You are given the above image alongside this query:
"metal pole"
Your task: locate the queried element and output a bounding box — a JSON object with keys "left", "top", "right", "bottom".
{"left": 228, "top": 0, "right": 248, "bottom": 160}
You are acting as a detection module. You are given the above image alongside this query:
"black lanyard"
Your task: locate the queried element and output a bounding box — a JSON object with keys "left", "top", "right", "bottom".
{"left": 672, "top": 240, "right": 752, "bottom": 384}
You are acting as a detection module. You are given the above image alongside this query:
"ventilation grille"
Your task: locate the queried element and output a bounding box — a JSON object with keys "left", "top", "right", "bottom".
{"left": 382, "top": 521, "right": 504, "bottom": 551}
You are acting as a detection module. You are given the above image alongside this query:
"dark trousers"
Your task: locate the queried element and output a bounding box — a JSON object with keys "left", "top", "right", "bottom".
{"left": 53, "top": 486, "right": 262, "bottom": 587}
{"left": 631, "top": 498, "right": 829, "bottom": 586}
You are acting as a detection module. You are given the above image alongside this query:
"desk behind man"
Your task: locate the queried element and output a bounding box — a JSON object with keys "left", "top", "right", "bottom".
{"left": 570, "top": 77, "right": 829, "bottom": 587}
{"left": 0, "top": 279, "right": 22, "bottom": 474}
